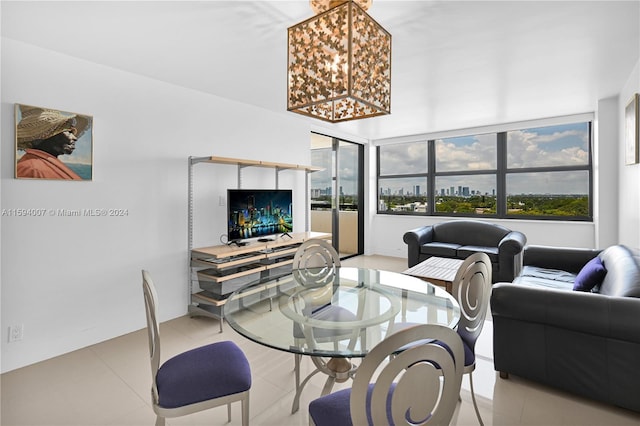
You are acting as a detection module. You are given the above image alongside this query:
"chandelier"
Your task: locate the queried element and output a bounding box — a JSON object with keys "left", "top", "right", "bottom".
{"left": 287, "top": 0, "right": 391, "bottom": 123}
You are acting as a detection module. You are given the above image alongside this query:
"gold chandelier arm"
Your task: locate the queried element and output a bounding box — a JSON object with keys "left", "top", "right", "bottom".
{"left": 310, "top": 0, "right": 372, "bottom": 14}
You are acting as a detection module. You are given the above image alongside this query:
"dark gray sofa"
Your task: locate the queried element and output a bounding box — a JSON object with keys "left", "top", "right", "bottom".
{"left": 403, "top": 220, "right": 527, "bottom": 282}
{"left": 491, "top": 244, "right": 640, "bottom": 413}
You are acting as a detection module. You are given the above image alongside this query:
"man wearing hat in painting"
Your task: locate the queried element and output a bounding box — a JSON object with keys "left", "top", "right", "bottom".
{"left": 16, "top": 105, "right": 89, "bottom": 180}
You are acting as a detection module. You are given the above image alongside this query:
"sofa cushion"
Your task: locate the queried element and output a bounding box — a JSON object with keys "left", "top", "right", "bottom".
{"left": 514, "top": 275, "right": 575, "bottom": 291}
{"left": 420, "top": 242, "right": 460, "bottom": 257}
{"left": 457, "top": 245, "right": 499, "bottom": 263}
{"left": 598, "top": 245, "right": 640, "bottom": 297}
{"left": 513, "top": 266, "right": 576, "bottom": 291}
{"left": 573, "top": 256, "right": 607, "bottom": 292}
{"left": 432, "top": 220, "right": 509, "bottom": 247}
{"left": 520, "top": 266, "right": 576, "bottom": 283}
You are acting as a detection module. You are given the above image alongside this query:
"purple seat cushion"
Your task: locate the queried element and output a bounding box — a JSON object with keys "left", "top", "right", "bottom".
{"left": 156, "top": 341, "right": 251, "bottom": 409}
{"left": 308, "top": 387, "right": 353, "bottom": 426}
{"left": 392, "top": 323, "right": 475, "bottom": 367}
{"left": 308, "top": 383, "right": 395, "bottom": 426}
{"left": 573, "top": 257, "right": 607, "bottom": 292}
{"left": 434, "top": 338, "right": 474, "bottom": 368}
{"left": 293, "top": 305, "right": 358, "bottom": 339}
{"left": 462, "top": 339, "right": 475, "bottom": 366}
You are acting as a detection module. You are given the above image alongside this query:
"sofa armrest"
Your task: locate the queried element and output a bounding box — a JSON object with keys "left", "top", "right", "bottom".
{"left": 498, "top": 231, "right": 526, "bottom": 255}
{"left": 403, "top": 226, "right": 434, "bottom": 267}
{"left": 523, "top": 245, "right": 602, "bottom": 274}
{"left": 495, "top": 231, "right": 526, "bottom": 281}
{"left": 491, "top": 282, "right": 640, "bottom": 343}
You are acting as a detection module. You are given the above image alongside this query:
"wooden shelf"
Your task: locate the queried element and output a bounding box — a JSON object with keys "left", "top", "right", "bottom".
{"left": 192, "top": 155, "right": 324, "bottom": 173}
{"left": 192, "top": 291, "right": 227, "bottom": 307}
{"left": 192, "top": 232, "right": 330, "bottom": 259}
{"left": 191, "top": 231, "right": 331, "bottom": 301}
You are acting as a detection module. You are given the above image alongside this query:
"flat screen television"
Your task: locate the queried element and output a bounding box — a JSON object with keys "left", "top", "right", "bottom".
{"left": 227, "top": 189, "right": 293, "bottom": 242}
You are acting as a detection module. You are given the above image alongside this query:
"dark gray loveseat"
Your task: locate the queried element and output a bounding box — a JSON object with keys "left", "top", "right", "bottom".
{"left": 491, "top": 244, "right": 640, "bottom": 413}
{"left": 403, "top": 220, "right": 527, "bottom": 282}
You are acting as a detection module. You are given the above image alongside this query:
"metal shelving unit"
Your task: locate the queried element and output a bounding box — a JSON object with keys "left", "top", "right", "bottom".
{"left": 187, "top": 155, "right": 324, "bottom": 331}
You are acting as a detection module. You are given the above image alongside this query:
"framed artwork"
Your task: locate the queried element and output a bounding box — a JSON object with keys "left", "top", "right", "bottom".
{"left": 15, "top": 104, "right": 93, "bottom": 180}
{"left": 625, "top": 93, "right": 639, "bottom": 165}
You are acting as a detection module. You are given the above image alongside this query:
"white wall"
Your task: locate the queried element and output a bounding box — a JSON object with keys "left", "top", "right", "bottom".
{"left": 0, "top": 39, "right": 312, "bottom": 372}
{"left": 367, "top": 107, "right": 622, "bottom": 257}
{"left": 595, "top": 96, "right": 620, "bottom": 248}
{"left": 618, "top": 59, "right": 640, "bottom": 249}
{"left": 368, "top": 61, "right": 640, "bottom": 258}
{"left": 2, "top": 37, "right": 638, "bottom": 376}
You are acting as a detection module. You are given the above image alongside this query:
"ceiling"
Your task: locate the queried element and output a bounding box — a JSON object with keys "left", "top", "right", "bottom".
{"left": 2, "top": 1, "right": 639, "bottom": 140}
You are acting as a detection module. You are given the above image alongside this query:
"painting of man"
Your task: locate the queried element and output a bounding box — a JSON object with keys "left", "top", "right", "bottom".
{"left": 15, "top": 104, "right": 93, "bottom": 180}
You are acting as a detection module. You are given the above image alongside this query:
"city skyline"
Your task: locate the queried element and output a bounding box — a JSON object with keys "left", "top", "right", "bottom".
{"left": 312, "top": 122, "right": 590, "bottom": 197}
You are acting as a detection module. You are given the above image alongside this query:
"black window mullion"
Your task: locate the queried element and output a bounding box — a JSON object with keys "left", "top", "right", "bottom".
{"left": 427, "top": 140, "right": 436, "bottom": 215}
{"left": 497, "top": 132, "right": 507, "bottom": 216}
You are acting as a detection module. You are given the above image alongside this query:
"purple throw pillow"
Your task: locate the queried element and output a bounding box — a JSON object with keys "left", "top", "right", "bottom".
{"left": 573, "top": 256, "right": 607, "bottom": 291}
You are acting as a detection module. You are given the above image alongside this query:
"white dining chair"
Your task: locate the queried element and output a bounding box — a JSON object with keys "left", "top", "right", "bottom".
{"left": 309, "top": 323, "right": 464, "bottom": 425}
{"left": 142, "top": 270, "right": 252, "bottom": 426}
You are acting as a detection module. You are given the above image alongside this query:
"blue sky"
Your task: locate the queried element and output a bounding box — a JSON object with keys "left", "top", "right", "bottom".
{"left": 373, "top": 122, "right": 590, "bottom": 195}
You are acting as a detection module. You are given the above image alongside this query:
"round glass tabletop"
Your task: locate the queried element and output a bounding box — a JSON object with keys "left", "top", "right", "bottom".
{"left": 224, "top": 266, "right": 460, "bottom": 358}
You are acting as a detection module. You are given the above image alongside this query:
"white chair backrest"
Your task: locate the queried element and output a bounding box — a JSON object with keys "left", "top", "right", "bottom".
{"left": 142, "top": 270, "right": 161, "bottom": 403}
{"left": 292, "top": 239, "right": 340, "bottom": 287}
{"left": 293, "top": 239, "right": 340, "bottom": 269}
{"left": 452, "top": 252, "right": 492, "bottom": 350}
{"left": 350, "top": 324, "right": 464, "bottom": 425}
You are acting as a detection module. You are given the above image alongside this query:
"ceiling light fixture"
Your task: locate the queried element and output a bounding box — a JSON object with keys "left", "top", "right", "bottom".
{"left": 287, "top": 0, "right": 391, "bottom": 123}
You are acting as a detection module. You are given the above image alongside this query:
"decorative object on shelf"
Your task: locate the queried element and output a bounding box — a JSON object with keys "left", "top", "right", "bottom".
{"left": 287, "top": 0, "right": 391, "bottom": 123}
{"left": 625, "top": 93, "right": 639, "bottom": 165}
{"left": 15, "top": 103, "right": 93, "bottom": 180}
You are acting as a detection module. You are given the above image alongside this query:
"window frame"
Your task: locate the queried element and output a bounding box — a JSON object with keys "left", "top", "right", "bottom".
{"left": 376, "top": 117, "right": 593, "bottom": 221}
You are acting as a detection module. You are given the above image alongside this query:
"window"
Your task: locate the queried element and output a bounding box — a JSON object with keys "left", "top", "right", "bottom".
{"left": 377, "top": 119, "right": 592, "bottom": 220}
{"left": 377, "top": 142, "right": 428, "bottom": 213}
{"left": 505, "top": 122, "right": 591, "bottom": 219}
{"left": 435, "top": 134, "right": 497, "bottom": 172}
{"left": 435, "top": 175, "right": 497, "bottom": 214}
{"left": 434, "top": 133, "right": 497, "bottom": 214}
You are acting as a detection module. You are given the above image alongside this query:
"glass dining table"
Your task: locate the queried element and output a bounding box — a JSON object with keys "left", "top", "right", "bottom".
{"left": 224, "top": 266, "right": 460, "bottom": 413}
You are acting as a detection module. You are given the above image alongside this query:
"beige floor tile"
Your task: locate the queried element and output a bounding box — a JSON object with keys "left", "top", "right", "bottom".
{"left": 4, "top": 255, "right": 640, "bottom": 426}
{"left": 1, "top": 347, "right": 147, "bottom": 425}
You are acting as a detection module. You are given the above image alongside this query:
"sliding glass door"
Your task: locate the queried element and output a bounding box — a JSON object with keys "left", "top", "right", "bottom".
{"left": 310, "top": 133, "right": 364, "bottom": 259}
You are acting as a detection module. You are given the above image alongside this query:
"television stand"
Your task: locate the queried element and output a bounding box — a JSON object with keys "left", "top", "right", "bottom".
{"left": 257, "top": 238, "right": 274, "bottom": 242}
{"left": 188, "top": 155, "right": 326, "bottom": 332}
{"left": 281, "top": 232, "right": 293, "bottom": 239}
{"left": 190, "top": 232, "right": 332, "bottom": 332}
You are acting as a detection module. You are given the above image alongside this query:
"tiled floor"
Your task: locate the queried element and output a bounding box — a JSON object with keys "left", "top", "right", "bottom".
{"left": 2, "top": 255, "right": 640, "bottom": 425}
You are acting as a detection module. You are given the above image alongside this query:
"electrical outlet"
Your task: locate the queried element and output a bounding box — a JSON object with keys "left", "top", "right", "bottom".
{"left": 8, "top": 324, "right": 24, "bottom": 343}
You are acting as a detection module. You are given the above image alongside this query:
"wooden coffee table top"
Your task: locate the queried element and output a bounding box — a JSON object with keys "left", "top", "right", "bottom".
{"left": 402, "top": 256, "right": 464, "bottom": 293}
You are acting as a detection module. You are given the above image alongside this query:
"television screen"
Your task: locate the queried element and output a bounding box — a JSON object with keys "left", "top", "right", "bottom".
{"left": 227, "top": 189, "right": 293, "bottom": 242}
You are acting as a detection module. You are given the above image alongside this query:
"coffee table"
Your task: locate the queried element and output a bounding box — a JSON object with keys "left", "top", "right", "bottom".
{"left": 224, "top": 266, "right": 460, "bottom": 413}
{"left": 402, "top": 256, "right": 464, "bottom": 293}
